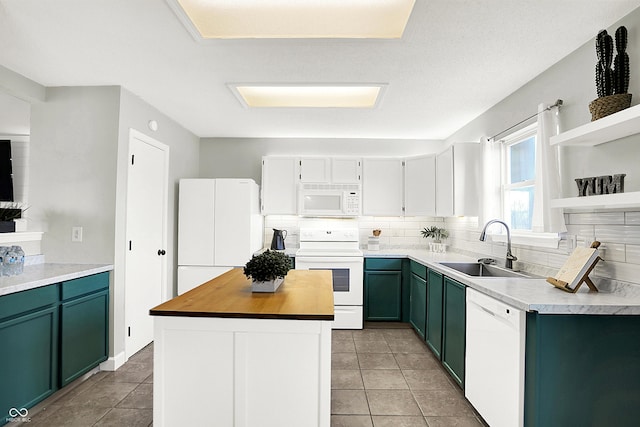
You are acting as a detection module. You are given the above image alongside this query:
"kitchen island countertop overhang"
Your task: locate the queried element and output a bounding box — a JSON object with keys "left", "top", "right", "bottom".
{"left": 150, "top": 268, "right": 334, "bottom": 320}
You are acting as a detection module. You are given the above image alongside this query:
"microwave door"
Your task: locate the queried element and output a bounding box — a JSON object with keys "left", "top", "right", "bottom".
{"left": 301, "top": 193, "right": 343, "bottom": 216}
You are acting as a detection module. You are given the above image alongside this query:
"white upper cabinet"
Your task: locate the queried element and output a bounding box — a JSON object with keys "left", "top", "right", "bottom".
{"left": 405, "top": 155, "right": 436, "bottom": 216}
{"left": 362, "top": 158, "right": 404, "bottom": 216}
{"left": 435, "top": 144, "right": 482, "bottom": 217}
{"left": 331, "top": 157, "right": 361, "bottom": 184}
{"left": 261, "top": 157, "right": 298, "bottom": 215}
{"left": 299, "top": 157, "right": 361, "bottom": 184}
{"left": 299, "top": 157, "right": 331, "bottom": 183}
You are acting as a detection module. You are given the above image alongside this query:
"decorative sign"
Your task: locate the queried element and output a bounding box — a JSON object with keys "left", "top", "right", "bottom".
{"left": 575, "top": 174, "right": 625, "bottom": 197}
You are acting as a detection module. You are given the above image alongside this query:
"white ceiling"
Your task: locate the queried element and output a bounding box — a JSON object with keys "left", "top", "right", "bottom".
{"left": 1, "top": 0, "right": 639, "bottom": 140}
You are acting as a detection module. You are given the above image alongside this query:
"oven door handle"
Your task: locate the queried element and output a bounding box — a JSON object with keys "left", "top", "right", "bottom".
{"left": 295, "top": 258, "right": 362, "bottom": 265}
{"left": 296, "top": 258, "right": 361, "bottom": 266}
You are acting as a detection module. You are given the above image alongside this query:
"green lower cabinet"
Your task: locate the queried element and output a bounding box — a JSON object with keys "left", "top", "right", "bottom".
{"left": 408, "top": 261, "right": 427, "bottom": 339}
{"left": 60, "top": 289, "right": 109, "bottom": 386}
{"left": 525, "top": 313, "right": 640, "bottom": 427}
{"left": 364, "top": 270, "right": 402, "bottom": 321}
{"left": 0, "top": 272, "right": 110, "bottom": 419}
{"left": 442, "top": 277, "right": 465, "bottom": 388}
{"left": 364, "top": 258, "right": 403, "bottom": 322}
{"left": 425, "top": 269, "right": 443, "bottom": 357}
{"left": 409, "top": 272, "right": 427, "bottom": 339}
{"left": 0, "top": 305, "right": 59, "bottom": 420}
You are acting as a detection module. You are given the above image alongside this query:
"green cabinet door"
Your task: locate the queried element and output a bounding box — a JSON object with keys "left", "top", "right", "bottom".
{"left": 364, "top": 270, "right": 402, "bottom": 321}
{"left": 409, "top": 272, "right": 427, "bottom": 339}
{"left": 0, "top": 306, "right": 59, "bottom": 418}
{"left": 426, "top": 269, "right": 443, "bottom": 358}
{"left": 60, "top": 290, "right": 109, "bottom": 386}
{"left": 442, "top": 277, "right": 465, "bottom": 387}
{"left": 525, "top": 313, "right": 640, "bottom": 427}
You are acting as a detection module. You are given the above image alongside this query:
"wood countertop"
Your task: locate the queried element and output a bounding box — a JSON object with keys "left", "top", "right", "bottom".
{"left": 150, "top": 268, "right": 334, "bottom": 320}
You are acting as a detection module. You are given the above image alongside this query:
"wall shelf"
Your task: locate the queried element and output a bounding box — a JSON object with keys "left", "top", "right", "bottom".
{"left": 550, "top": 103, "right": 640, "bottom": 146}
{"left": 0, "top": 231, "right": 44, "bottom": 244}
{"left": 550, "top": 192, "right": 640, "bottom": 209}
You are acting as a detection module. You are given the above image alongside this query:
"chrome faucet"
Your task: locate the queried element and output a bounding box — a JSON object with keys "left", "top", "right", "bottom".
{"left": 479, "top": 220, "right": 518, "bottom": 269}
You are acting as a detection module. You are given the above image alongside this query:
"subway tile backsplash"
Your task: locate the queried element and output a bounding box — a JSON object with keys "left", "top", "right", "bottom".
{"left": 263, "top": 209, "right": 640, "bottom": 286}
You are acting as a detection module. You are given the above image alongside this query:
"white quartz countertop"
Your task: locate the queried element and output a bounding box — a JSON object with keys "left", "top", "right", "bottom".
{"left": 0, "top": 263, "right": 113, "bottom": 296}
{"left": 364, "top": 248, "right": 640, "bottom": 315}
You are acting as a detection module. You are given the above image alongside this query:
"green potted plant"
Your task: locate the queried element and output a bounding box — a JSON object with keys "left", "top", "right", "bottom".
{"left": 243, "top": 250, "right": 292, "bottom": 292}
{"left": 420, "top": 226, "right": 449, "bottom": 243}
{"left": 421, "top": 226, "right": 449, "bottom": 253}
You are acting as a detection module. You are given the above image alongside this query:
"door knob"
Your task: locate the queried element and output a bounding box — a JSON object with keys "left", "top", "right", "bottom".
{"left": 158, "top": 249, "right": 166, "bottom": 256}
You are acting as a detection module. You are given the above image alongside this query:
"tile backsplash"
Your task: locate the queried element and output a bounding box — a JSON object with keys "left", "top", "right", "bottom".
{"left": 264, "top": 209, "right": 640, "bottom": 286}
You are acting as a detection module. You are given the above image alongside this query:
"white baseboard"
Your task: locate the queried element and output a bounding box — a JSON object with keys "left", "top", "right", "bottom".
{"left": 99, "top": 351, "right": 127, "bottom": 371}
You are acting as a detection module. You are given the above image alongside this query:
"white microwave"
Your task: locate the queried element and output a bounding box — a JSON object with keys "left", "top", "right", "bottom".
{"left": 298, "top": 184, "right": 361, "bottom": 217}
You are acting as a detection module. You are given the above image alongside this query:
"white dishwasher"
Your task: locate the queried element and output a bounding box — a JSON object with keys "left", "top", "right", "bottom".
{"left": 465, "top": 288, "right": 526, "bottom": 427}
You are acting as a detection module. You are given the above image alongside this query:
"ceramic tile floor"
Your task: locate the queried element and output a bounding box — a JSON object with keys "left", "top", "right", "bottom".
{"left": 24, "top": 323, "right": 486, "bottom": 427}
{"left": 26, "top": 343, "right": 154, "bottom": 427}
{"left": 331, "top": 323, "right": 486, "bottom": 427}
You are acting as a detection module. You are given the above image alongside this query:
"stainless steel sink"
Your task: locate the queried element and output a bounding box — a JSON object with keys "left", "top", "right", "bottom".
{"left": 438, "top": 262, "right": 530, "bottom": 278}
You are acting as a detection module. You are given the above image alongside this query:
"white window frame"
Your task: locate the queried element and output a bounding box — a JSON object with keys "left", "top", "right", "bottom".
{"left": 500, "top": 123, "right": 537, "bottom": 231}
{"left": 493, "top": 123, "right": 560, "bottom": 248}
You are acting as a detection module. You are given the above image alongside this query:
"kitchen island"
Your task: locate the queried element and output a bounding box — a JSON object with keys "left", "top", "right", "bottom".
{"left": 150, "top": 268, "right": 334, "bottom": 427}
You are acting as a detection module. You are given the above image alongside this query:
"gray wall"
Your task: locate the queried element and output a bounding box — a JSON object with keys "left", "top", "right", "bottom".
{"left": 199, "top": 137, "right": 445, "bottom": 183}
{"left": 446, "top": 6, "right": 640, "bottom": 196}
{"left": 28, "top": 85, "right": 201, "bottom": 365}
{"left": 29, "top": 86, "right": 121, "bottom": 263}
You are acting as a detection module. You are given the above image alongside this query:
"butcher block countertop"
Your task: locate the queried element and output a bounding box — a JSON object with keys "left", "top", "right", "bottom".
{"left": 150, "top": 268, "right": 334, "bottom": 320}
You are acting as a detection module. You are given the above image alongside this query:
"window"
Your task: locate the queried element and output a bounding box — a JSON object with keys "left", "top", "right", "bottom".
{"left": 501, "top": 125, "right": 536, "bottom": 231}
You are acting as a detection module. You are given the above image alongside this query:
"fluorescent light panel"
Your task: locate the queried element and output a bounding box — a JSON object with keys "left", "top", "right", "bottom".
{"left": 235, "top": 85, "right": 382, "bottom": 108}
{"left": 173, "top": 0, "right": 415, "bottom": 39}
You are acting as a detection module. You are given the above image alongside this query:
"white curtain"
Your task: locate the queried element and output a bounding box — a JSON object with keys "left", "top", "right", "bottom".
{"left": 478, "top": 135, "right": 502, "bottom": 229}
{"left": 532, "top": 103, "right": 566, "bottom": 233}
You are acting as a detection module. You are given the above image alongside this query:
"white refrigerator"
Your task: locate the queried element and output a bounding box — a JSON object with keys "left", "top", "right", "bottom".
{"left": 177, "top": 178, "right": 263, "bottom": 294}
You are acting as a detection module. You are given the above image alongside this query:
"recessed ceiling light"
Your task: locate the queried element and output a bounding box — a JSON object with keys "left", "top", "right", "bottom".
{"left": 231, "top": 85, "right": 384, "bottom": 108}
{"left": 168, "top": 0, "right": 415, "bottom": 39}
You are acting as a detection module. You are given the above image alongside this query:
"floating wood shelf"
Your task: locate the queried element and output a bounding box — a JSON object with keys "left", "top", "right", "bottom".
{"left": 550, "top": 191, "right": 640, "bottom": 209}
{"left": 550, "top": 103, "right": 640, "bottom": 146}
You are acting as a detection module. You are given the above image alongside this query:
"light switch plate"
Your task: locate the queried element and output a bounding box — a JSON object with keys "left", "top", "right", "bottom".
{"left": 72, "top": 226, "right": 83, "bottom": 242}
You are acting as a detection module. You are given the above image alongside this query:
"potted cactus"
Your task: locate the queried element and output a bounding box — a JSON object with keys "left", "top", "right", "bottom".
{"left": 243, "top": 250, "right": 292, "bottom": 292}
{"left": 589, "top": 26, "right": 631, "bottom": 120}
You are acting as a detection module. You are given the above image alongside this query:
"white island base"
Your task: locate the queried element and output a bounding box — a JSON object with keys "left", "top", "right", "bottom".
{"left": 151, "top": 269, "right": 334, "bottom": 426}
{"left": 153, "top": 315, "right": 331, "bottom": 427}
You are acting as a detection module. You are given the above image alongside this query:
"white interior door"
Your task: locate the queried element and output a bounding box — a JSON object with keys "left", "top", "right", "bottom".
{"left": 125, "top": 129, "right": 169, "bottom": 359}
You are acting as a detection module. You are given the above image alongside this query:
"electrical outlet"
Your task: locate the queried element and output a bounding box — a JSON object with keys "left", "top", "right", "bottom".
{"left": 567, "top": 234, "right": 576, "bottom": 253}
{"left": 72, "top": 226, "right": 83, "bottom": 242}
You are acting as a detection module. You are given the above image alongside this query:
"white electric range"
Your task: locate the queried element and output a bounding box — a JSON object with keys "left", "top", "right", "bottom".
{"left": 295, "top": 228, "right": 363, "bottom": 329}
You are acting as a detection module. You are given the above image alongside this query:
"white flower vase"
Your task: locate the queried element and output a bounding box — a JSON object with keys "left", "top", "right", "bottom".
{"left": 251, "top": 277, "right": 284, "bottom": 293}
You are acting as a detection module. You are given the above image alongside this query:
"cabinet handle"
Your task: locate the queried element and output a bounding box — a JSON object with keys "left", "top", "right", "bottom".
{"left": 157, "top": 249, "right": 166, "bottom": 256}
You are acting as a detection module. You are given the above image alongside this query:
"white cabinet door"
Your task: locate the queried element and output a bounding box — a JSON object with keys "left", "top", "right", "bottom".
{"left": 362, "top": 158, "right": 404, "bottom": 216}
{"left": 435, "top": 144, "right": 482, "bottom": 217}
{"left": 261, "top": 157, "right": 298, "bottom": 215}
{"left": 332, "top": 157, "right": 361, "bottom": 183}
{"left": 405, "top": 155, "right": 436, "bottom": 216}
{"left": 436, "top": 147, "right": 454, "bottom": 217}
{"left": 299, "top": 157, "right": 330, "bottom": 183}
